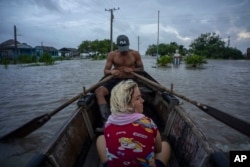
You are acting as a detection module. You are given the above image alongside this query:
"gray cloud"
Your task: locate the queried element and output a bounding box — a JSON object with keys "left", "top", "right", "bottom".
{"left": 0, "top": 0, "right": 249, "bottom": 54}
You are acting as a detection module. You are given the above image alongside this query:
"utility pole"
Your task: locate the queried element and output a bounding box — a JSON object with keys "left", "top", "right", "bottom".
{"left": 138, "top": 36, "right": 140, "bottom": 53}
{"left": 227, "top": 36, "right": 230, "bottom": 48}
{"left": 157, "top": 10, "right": 160, "bottom": 58}
{"left": 14, "top": 25, "right": 18, "bottom": 58}
{"left": 105, "top": 7, "right": 119, "bottom": 52}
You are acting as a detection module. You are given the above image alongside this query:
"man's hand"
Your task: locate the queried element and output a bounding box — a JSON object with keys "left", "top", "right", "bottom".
{"left": 111, "top": 67, "right": 134, "bottom": 78}
{"left": 123, "top": 67, "right": 134, "bottom": 73}
{"left": 110, "top": 69, "right": 121, "bottom": 76}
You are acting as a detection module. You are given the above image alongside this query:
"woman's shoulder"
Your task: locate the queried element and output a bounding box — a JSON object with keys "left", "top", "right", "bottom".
{"left": 134, "top": 116, "right": 157, "bottom": 129}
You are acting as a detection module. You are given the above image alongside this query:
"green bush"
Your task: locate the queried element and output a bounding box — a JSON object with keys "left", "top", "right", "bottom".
{"left": 39, "top": 53, "right": 54, "bottom": 65}
{"left": 185, "top": 54, "right": 207, "bottom": 67}
{"left": 18, "top": 55, "right": 37, "bottom": 64}
{"left": 0, "top": 58, "right": 10, "bottom": 65}
{"left": 157, "top": 55, "right": 172, "bottom": 67}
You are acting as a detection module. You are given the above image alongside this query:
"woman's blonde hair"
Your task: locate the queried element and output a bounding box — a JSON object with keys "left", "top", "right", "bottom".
{"left": 110, "top": 79, "right": 138, "bottom": 114}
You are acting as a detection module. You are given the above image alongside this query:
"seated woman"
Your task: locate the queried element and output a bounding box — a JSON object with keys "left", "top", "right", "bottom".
{"left": 96, "top": 79, "right": 171, "bottom": 167}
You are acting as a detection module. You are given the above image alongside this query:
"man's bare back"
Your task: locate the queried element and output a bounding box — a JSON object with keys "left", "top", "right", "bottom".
{"left": 104, "top": 50, "right": 144, "bottom": 78}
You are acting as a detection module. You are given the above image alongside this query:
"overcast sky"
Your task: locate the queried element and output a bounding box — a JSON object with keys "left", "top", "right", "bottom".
{"left": 1, "top": 0, "right": 250, "bottom": 54}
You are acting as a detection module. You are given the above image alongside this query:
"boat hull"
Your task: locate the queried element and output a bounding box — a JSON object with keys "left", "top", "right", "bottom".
{"left": 27, "top": 73, "right": 229, "bottom": 167}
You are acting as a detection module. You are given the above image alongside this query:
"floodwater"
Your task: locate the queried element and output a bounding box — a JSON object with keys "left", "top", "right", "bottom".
{"left": 0, "top": 57, "right": 249, "bottom": 166}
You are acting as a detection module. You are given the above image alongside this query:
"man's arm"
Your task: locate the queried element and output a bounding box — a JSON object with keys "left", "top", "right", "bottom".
{"left": 104, "top": 53, "right": 121, "bottom": 76}
{"left": 134, "top": 51, "right": 144, "bottom": 72}
{"left": 104, "top": 53, "right": 113, "bottom": 75}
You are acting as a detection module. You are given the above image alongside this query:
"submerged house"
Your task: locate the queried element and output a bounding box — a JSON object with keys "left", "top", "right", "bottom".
{"left": 0, "top": 39, "right": 59, "bottom": 61}
{"left": 34, "top": 46, "right": 59, "bottom": 58}
{"left": 59, "top": 47, "right": 79, "bottom": 57}
{"left": 0, "top": 39, "right": 34, "bottom": 60}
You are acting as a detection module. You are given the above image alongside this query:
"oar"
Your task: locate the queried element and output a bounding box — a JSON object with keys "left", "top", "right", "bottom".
{"left": 132, "top": 72, "right": 250, "bottom": 137}
{"left": 0, "top": 75, "right": 113, "bottom": 142}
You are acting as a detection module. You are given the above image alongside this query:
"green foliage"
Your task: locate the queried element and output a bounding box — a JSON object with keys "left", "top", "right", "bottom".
{"left": 221, "top": 47, "right": 245, "bottom": 59}
{"left": 189, "top": 32, "right": 244, "bottom": 59}
{"left": 146, "top": 44, "right": 157, "bottom": 56}
{"left": 146, "top": 42, "right": 188, "bottom": 57}
{"left": 78, "top": 39, "right": 116, "bottom": 54}
{"left": 146, "top": 32, "right": 244, "bottom": 60}
{"left": 157, "top": 55, "right": 172, "bottom": 66}
{"left": 185, "top": 54, "right": 207, "bottom": 67}
{"left": 18, "top": 55, "right": 37, "bottom": 64}
{"left": 39, "top": 53, "right": 54, "bottom": 65}
{"left": 0, "top": 58, "right": 11, "bottom": 65}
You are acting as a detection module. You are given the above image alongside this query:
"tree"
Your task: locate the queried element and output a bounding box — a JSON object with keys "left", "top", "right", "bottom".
{"left": 146, "top": 42, "right": 187, "bottom": 56}
{"left": 222, "top": 47, "right": 244, "bottom": 59}
{"left": 189, "top": 33, "right": 225, "bottom": 58}
{"left": 146, "top": 44, "right": 157, "bottom": 56}
{"left": 78, "top": 40, "right": 92, "bottom": 53}
{"left": 189, "top": 32, "right": 244, "bottom": 59}
{"left": 78, "top": 39, "right": 116, "bottom": 55}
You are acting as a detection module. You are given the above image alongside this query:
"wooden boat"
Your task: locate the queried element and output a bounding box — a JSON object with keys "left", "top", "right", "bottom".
{"left": 26, "top": 71, "right": 230, "bottom": 167}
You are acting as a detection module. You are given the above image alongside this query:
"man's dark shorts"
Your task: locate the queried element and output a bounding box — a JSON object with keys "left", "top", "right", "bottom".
{"left": 101, "top": 78, "right": 134, "bottom": 92}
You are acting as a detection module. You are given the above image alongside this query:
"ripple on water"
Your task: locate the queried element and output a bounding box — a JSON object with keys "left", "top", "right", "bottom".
{"left": 0, "top": 59, "right": 249, "bottom": 166}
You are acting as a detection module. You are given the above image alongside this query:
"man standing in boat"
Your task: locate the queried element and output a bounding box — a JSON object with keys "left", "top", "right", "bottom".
{"left": 95, "top": 34, "right": 144, "bottom": 123}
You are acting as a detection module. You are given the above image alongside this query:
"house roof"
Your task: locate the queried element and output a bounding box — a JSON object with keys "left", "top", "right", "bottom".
{"left": 0, "top": 39, "right": 20, "bottom": 49}
{"left": 35, "top": 46, "right": 58, "bottom": 51}
{"left": 0, "top": 39, "right": 33, "bottom": 49}
{"left": 18, "top": 43, "right": 33, "bottom": 49}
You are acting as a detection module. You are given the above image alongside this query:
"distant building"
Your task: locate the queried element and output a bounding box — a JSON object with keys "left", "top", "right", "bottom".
{"left": 59, "top": 47, "right": 79, "bottom": 57}
{"left": 0, "top": 39, "right": 34, "bottom": 59}
{"left": 34, "top": 46, "right": 59, "bottom": 58}
{"left": 80, "top": 52, "right": 91, "bottom": 58}
{"left": 0, "top": 39, "right": 59, "bottom": 60}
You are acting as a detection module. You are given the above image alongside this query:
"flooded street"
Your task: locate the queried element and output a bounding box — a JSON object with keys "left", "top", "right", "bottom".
{"left": 0, "top": 57, "right": 249, "bottom": 166}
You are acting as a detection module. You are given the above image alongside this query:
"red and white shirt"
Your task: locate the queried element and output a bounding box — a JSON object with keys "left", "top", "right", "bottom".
{"left": 104, "top": 113, "right": 158, "bottom": 167}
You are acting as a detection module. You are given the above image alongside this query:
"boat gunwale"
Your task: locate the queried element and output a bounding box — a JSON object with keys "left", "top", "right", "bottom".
{"left": 26, "top": 72, "right": 230, "bottom": 167}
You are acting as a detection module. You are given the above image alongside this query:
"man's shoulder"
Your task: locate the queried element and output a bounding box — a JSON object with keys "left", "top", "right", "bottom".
{"left": 107, "top": 51, "right": 117, "bottom": 57}
{"left": 109, "top": 50, "right": 120, "bottom": 55}
{"left": 109, "top": 50, "right": 141, "bottom": 57}
{"left": 128, "top": 49, "right": 139, "bottom": 53}
{"left": 125, "top": 49, "right": 140, "bottom": 57}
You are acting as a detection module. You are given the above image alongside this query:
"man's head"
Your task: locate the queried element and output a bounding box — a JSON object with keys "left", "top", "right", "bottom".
{"left": 116, "top": 35, "right": 129, "bottom": 52}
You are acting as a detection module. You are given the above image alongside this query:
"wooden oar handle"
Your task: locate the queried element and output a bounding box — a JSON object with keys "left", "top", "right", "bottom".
{"left": 132, "top": 72, "right": 205, "bottom": 106}
{"left": 49, "top": 75, "right": 113, "bottom": 117}
{"left": 0, "top": 75, "right": 114, "bottom": 141}
{"left": 85, "top": 75, "right": 113, "bottom": 94}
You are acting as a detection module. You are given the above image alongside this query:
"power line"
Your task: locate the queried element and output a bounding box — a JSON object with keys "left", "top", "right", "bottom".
{"left": 110, "top": 4, "right": 139, "bottom": 39}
